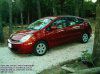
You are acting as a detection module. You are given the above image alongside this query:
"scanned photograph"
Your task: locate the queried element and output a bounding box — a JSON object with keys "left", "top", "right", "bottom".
{"left": 0, "top": 0, "right": 100, "bottom": 74}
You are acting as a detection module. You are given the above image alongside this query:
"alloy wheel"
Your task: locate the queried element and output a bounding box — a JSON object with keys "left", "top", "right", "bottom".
{"left": 36, "top": 43, "right": 47, "bottom": 55}
{"left": 82, "top": 33, "right": 89, "bottom": 43}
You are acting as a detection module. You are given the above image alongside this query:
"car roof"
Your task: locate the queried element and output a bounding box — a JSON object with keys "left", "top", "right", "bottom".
{"left": 57, "top": 15, "right": 80, "bottom": 18}
{"left": 44, "top": 15, "right": 83, "bottom": 19}
{"left": 42, "top": 16, "right": 57, "bottom": 20}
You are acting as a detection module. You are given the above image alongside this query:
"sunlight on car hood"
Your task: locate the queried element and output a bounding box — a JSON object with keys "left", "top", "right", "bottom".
{"left": 11, "top": 30, "right": 36, "bottom": 41}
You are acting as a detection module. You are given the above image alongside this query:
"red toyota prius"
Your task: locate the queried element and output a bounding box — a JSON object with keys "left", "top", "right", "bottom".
{"left": 8, "top": 16, "right": 92, "bottom": 56}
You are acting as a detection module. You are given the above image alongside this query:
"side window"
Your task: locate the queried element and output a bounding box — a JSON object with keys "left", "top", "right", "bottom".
{"left": 67, "top": 17, "right": 76, "bottom": 26}
{"left": 51, "top": 19, "right": 69, "bottom": 29}
{"left": 69, "top": 21, "right": 76, "bottom": 26}
{"left": 62, "top": 18, "right": 70, "bottom": 27}
{"left": 72, "top": 17, "right": 84, "bottom": 24}
{"left": 77, "top": 18, "right": 84, "bottom": 24}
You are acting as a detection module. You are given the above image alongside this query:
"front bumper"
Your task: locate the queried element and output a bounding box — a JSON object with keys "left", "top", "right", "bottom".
{"left": 8, "top": 39, "right": 34, "bottom": 54}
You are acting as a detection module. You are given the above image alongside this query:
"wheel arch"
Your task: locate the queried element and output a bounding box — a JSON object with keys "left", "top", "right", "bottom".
{"left": 35, "top": 39, "right": 49, "bottom": 49}
{"left": 83, "top": 30, "right": 91, "bottom": 38}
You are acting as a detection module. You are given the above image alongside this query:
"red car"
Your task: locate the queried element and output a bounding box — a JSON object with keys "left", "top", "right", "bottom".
{"left": 8, "top": 16, "right": 92, "bottom": 56}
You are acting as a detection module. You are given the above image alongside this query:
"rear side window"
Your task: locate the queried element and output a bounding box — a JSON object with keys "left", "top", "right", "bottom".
{"left": 67, "top": 17, "right": 84, "bottom": 25}
{"left": 51, "top": 18, "right": 70, "bottom": 29}
{"left": 67, "top": 17, "right": 76, "bottom": 26}
{"left": 77, "top": 18, "right": 84, "bottom": 24}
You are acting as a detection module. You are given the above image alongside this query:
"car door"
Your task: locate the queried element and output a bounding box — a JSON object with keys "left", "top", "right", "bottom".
{"left": 71, "top": 17, "right": 83, "bottom": 39}
{"left": 45, "top": 18, "right": 66, "bottom": 47}
{"left": 63, "top": 17, "right": 82, "bottom": 42}
{"left": 76, "top": 18, "right": 85, "bottom": 37}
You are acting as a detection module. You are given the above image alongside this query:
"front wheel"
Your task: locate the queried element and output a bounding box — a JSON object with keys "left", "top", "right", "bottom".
{"left": 81, "top": 33, "right": 89, "bottom": 43}
{"left": 34, "top": 41, "right": 48, "bottom": 56}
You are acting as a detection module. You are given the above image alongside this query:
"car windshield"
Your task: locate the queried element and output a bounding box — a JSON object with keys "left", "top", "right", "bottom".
{"left": 27, "top": 18, "right": 52, "bottom": 30}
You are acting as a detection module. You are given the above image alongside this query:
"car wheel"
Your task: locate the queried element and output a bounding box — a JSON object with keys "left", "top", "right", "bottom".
{"left": 81, "top": 33, "right": 89, "bottom": 43}
{"left": 34, "top": 41, "right": 48, "bottom": 56}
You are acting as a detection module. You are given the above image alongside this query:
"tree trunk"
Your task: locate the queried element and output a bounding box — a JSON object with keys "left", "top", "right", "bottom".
{"left": 52, "top": 2, "right": 57, "bottom": 16}
{"left": 80, "top": 0, "right": 84, "bottom": 17}
{"left": 0, "top": 1, "right": 4, "bottom": 43}
{"left": 27, "top": 9, "right": 30, "bottom": 24}
{"left": 75, "top": 0, "right": 79, "bottom": 16}
{"left": 0, "top": 15, "right": 4, "bottom": 43}
{"left": 9, "top": 1, "right": 13, "bottom": 35}
{"left": 93, "top": 0, "right": 100, "bottom": 66}
{"left": 20, "top": 11, "right": 23, "bottom": 25}
{"left": 14, "top": 17, "right": 17, "bottom": 25}
{"left": 37, "top": 0, "right": 41, "bottom": 18}
{"left": 53, "top": 7, "right": 57, "bottom": 16}
{"left": 59, "top": 0, "right": 65, "bottom": 15}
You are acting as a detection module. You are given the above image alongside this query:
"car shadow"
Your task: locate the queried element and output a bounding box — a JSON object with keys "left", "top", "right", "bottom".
{"left": 10, "top": 51, "right": 35, "bottom": 57}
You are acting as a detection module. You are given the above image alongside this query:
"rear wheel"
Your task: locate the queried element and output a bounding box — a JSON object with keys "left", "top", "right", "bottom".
{"left": 34, "top": 41, "right": 48, "bottom": 56}
{"left": 81, "top": 33, "right": 89, "bottom": 43}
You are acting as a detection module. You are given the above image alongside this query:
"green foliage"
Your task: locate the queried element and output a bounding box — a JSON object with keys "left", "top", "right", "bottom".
{"left": 81, "top": 50, "right": 94, "bottom": 66}
{"left": 0, "top": 0, "right": 97, "bottom": 43}
{"left": 0, "top": 0, "right": 96, "bottom": 25}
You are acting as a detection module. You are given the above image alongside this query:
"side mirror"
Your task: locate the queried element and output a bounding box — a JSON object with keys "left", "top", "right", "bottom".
{"left": 51, "top": 26, "right": 57, "bottom": 30}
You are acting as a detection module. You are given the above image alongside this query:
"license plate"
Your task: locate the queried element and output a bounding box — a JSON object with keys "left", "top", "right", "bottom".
{"left": 8, "top": 43, "right": 12, "bottom": 48}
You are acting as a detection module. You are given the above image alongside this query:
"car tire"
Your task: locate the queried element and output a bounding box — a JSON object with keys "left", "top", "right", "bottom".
{"left": 81, "top": 33, "right": 90, "bottom": 43}
{"left": 34, "top": 41, "right": 48, "bottom": 56}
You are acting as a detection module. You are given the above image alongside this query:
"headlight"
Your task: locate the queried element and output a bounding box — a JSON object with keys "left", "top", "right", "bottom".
{"left": 19, "top": 34, "right": 32, "bottom": 42}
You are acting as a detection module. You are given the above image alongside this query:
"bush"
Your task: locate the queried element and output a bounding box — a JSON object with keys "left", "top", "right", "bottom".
{"left": 81, "top": 50, "right": 95, "bottom": 67}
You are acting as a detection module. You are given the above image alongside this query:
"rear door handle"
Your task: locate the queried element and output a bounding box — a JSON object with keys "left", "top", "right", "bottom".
{"left": 73, "top": 26, "right": 80, "bottom": 29}
{"left": 57, "top": 29, "right": 65, "bottom": 32}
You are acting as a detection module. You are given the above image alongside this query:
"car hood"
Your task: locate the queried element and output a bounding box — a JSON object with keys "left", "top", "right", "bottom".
{"left": 11, "top": 30, "right": 37, "bottom": 41}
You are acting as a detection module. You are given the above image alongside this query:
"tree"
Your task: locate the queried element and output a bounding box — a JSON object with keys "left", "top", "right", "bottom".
{"left": 7, "top": 0, "right": 14, "bottom": 35}
{"left": 93, "top": 0, "right": 100, "bottom": 66}
{"left": 0, "top": 0, "right": 5, "bottom": 43}
{"left": 24, "top": 0, "right": 33, "bottom": 24}
{"left": 37, "top": 0, "right": 41, "bottom": 18}
{"left": 74, "top": 0, "right": 79, "bottom": 16}
{"left": 16, "top": 0, "right": 24, "bottom": 25}
{"left": 0, "top": 17, "right": 4, "bottom": 43}
{"left": 0, "top": 14, "right": 4, "bottom": 43}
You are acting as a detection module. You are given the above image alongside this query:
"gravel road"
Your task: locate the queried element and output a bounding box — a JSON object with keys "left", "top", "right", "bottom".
{"left": 0, "top": 35, "right": 94, "bottom": 74}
